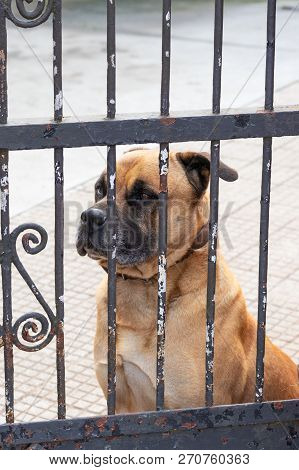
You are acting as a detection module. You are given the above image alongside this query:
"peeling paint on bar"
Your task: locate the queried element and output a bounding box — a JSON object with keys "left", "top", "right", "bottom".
{"left": 110, "top": 54, "right": 115, "bottom": 68}
{"left": 206, "top": 323, "right": 215, "bottom": 354}
{"left": 158, "top": 254, "right": 167, "bottom": 294}
{"left": 156, "top": 1, "right": 171, "bottom": 412}
{"left": 55, "top": 90, "right": 63, "bottom": 112}
{"left": 109, "top": 173, "right": 116, "bottom": 190}
{"left": 157, "top": 315, "right": 165, "bottom": 336}
{"left": 108, "top": 325, "right": 116, "bottom": 335}
{"left": 0, "top": 175, "right": 8, "bottom": 187}
{"left": 211, "top": 222, "right": 218, "bottom": 250}
{"left": 55, "top": 161, "right": 63, "bottom": 184}
{"left": 156, "top": 239, "right": 167, "bottom": 403}
{"left": 1, "top": 188, "right": 8, "bottom": 211}
{"left": 160, "top": 147, "right": 169, "bottom": 175}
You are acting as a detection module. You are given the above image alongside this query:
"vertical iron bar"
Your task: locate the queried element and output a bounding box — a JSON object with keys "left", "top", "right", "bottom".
{"left": 212, "top": 0, "right": 224, "bottom": 116}
{"left": 156, "top": 143, "right": 168, "bottom": 411}
{"left": 53, "top": 0, "right": 63, "bottom": 123}
{"left": 205, "top": 0, "right": 223, "bottom": 407}
{"left": 156, "top": 0, "right": 171, "bottom": 411}
{"left": 107, "top": 0, "right": 116, "bottom": 120}
{"left": 107, "top": 0, "right": 117, "bottom": 416}
{"left": 0, "top": 148, "right": 13, "bottom": 424}
{"left": 264, "top": 0, "right": 276, "bottom": 112}
{"left": 0, "top": 4, "right": 7, "bottom": 123}
{"left": 0, "top": 4, "right": 13, "bottom": 423}
{"left": 54, "top": 147, "right": 65, "bottom": 420}
{"left": 256, "top": 0, "right": 276, "bottom": 403}
{"left": 160, "top": 1, "right": 171, "bottom": 116}
{"left": 107, "top": 145, "right": 117, "bottom": 416}
{"left": 53, "top": 0, "right": 66, "bottom": 419}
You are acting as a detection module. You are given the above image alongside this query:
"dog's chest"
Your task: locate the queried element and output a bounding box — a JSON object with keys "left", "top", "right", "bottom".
{"left": 116, "top": 281, "right": 157, "bottom": 356}
{"left": 115, "top": 282, "right": 205, "bottom": 393}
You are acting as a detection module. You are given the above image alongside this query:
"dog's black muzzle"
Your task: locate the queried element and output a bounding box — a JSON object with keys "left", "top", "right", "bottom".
{"left": 76, "top": 207, "right": 108, "bottom": 258}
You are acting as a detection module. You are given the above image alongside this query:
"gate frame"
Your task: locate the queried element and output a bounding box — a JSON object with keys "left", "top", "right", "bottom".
{"left": 0, "top": 0, "right": 298, "bottom": 450}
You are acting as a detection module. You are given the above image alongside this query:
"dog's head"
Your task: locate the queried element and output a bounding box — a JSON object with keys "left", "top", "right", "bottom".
{"left": 76, "top": 148, "right": 238, "bottom": 277}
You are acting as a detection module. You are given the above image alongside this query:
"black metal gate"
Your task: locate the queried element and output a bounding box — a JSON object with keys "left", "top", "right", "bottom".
{"left": 0, "top": 0, "right": 298, "bottom": 450}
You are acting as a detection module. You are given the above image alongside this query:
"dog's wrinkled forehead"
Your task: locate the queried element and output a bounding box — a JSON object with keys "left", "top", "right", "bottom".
{"left": 95, "top": 149, "right": 160, "bottom": 197}
{"left": 122, "top": 150, "right": 160, "bottom": 187}
{"left": 96, "top": 148, "right": 238, "bottom": 199}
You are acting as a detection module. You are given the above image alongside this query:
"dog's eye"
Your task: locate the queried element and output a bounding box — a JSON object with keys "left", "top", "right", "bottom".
{"left": 140, "top": 192, "right": 154, "bottom": 200}
{"left": 95, "top": 174, "right": 107, "bottom": 202}
{"left": 129, "top": 191, "right": 158, "bottom": 205}
{"left": 95, "top": 186, "right": 106, "bottom": 202}
{"left": 95, "top": 183, "right": 107, "bottom": 201}
{"left": 95, "top": 187, "right": 101, "bottom": 201}
{"left": 127, "top": 180, "right": 158, "bottom": 206}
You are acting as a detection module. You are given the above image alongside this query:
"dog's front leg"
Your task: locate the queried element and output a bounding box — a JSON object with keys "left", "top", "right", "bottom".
{"left": 94, "top": 358, "right": 136, "bottom": 414}
{"left": 94, "top": 279, "right": 141, "bottom": 414}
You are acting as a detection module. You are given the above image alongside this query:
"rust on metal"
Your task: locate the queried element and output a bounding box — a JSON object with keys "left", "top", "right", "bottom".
{"left": 154, "top": 416, "right": 168, "bottom": 427}
{"left": 160, "top": 116, "right": 175, "bottom": 126}
{"left": 273, "top": 402, "right": 284, "bottom": 411}
{"left": 181, "top": 422, "right": 197, "bottom": 430}
{"left": 96, "top": 417, "right": 108, "bottom": 432}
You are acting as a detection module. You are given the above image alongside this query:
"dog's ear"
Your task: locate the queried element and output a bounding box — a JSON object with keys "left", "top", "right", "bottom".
{"left": 177, "top": 151, "right": 238, "bottom": 195}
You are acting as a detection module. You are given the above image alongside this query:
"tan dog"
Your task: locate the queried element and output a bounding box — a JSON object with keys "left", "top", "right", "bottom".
{"left": 77, "top": 148, "right": 299, "bottom": 413}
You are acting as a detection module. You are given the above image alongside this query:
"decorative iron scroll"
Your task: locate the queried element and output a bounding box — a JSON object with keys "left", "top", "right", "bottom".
{"left": 9, "top": 223, "right": 56, "bottom": 352}
{"left": 4, "top": 0, "right": 53, "bottom": 28}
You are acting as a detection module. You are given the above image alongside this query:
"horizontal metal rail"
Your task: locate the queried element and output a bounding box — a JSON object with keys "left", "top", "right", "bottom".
{"left": 0, "top": 399, "right": 298, "bottom": 450}
{"left": 0, "top": 106, "right": 299, "bottom": 150}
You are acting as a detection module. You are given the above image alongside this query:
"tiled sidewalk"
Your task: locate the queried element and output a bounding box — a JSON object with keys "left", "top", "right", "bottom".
{"left": 1, "top": 85, "right": 299, "bottom": 423}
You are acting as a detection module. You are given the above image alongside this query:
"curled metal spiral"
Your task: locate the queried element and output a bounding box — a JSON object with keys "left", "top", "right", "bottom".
{"left": 12, "top": 312, "right": 54, "bottom": 352}
{"left": 5, "top": 0, "right": 54, "bottom": 28}
{"left": 10, "top": 223, "right": 48, "bottom": 257}
{"left": 10, "top": 224, "right": 56, "bottom": 352}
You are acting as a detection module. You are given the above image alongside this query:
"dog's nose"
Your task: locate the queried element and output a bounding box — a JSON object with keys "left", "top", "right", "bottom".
{"left": 81, "top": 208, "right": 107, "bottom": 226}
